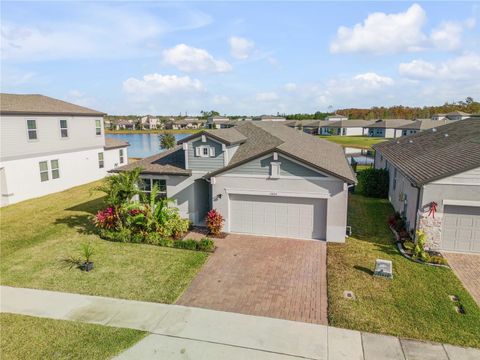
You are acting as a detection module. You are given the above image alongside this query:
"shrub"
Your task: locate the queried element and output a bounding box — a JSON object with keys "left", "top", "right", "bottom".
{"left": 197, "top": 238, "right": 215, "bottom": 252}
{"left": 94, "top": 207, "right": 118, "bottom": 229}
{"left": 429, "top": 255, "right": 448, "bottom": 265}
{"left": 145, "top": 232, "right": 161, "bottom": 245}
{"left": 206, "top": 209, "right": 224, "bottom": 237}
{"left": 356, "top": 168, "right": 389, "bottom": 198}
{"left": 413, "top": 230, "right": 430, "bottom": 262}
{"left": 403, "top": 241, "right": 415, "bottom": 251}
{"left": 173, "top": 239, "right": 198, "bottom": 250}
{"left": 158, "top": 238, "right": 174, "bottom": 247}
{"left": 109, "top": 228, "right": 132, "bottom": 242}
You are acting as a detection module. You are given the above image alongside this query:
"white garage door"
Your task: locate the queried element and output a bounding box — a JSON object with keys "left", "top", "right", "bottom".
{"left": 442, "top": 205, "right": 480, "bottom": 253}
{"left": 229, "top": 194, "right": 327, "bottom": 240}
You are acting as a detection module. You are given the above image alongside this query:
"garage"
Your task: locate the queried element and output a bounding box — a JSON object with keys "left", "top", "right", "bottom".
{"left": 229, "top": 194, "right": 327, "bottom": 240}
{"left": 442, "top": 205, "right": 480, "bottom": 253}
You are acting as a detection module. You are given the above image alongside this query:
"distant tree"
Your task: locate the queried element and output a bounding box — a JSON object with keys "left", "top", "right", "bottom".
{"left": 200, "top": 110, "right": 220, "bottom": 119}
{"left": 159, "top": 132, "right": 176, "bottom": 150}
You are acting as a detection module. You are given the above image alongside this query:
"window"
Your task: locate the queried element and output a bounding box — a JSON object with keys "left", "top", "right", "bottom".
{"left": 95, "top": 120, "right": 102, "bottom": 136}
{"left": 51, "top": 160, "right": 60, "bottom": 179}
{"left": 27, "top": 120, "right": 38, "bottom": 140}
{"left": 195, "top": 145, "right": 215, "bottom": 158}
{"left": 60, "top": 120, "right": 68, "bottom": 138}
{"left": 98, "top": 152, "right": 104, "bottom": 168}
{"left": 393, "top": 168, "right": 397, "bottom": 190}
{"left": 139, "top": 178, "right": 167, "bottom": 200}
{"left": 270, "top": 162, "right": 281, "bottom": 179}
{"left": 119, "top": 149, "right": 124, "bottom": 164}
{"left": 203, "top": 147, "right": 209, "bottom": 156}
{"left": 39, "top": 161, "right": 49, "bottom": 182}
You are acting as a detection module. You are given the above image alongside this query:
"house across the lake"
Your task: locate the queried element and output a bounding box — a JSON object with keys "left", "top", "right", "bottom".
{"left": 114, "top": 121, "right": 356, "bottom": 242}
{"left": 373, "top": 118, "right": 480, "bottom": 253}
{"left": 0, "top": 93, "right": 129, "bottom": 207}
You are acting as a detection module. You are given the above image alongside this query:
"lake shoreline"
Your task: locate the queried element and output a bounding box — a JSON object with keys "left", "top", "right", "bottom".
{"left": 106, "top": 129, "right": 200, "bottom": 135}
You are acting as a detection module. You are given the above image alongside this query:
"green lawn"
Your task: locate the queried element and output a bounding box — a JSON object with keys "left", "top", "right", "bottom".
{"left": 318, "top": 135, "right": 387, "bottom": 149}
{"left": 0, "top": 181, "right": 208, "bottom": 304}
{"left": 0, "top": 313, "right": 145, "bottom": 360}
{"left": 328, "top": 194, "right": 480, "bottom": 348}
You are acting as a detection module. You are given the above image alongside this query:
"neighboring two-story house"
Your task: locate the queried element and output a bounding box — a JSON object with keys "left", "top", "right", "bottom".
{"left": 140, "top": 115, "right": 159, "bottom": 130}
{"left": 0, "top": 93, "right": 129, "bottom": 206}
{"left": 114, "top": 121, "right": 356, "bottom": 242}
{"left": 373, "top": 119, "right": 480, "bottom": 253}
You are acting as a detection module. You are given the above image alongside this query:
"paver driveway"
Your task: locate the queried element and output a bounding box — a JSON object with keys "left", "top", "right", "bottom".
{"left": 177, "top": 233, "right": 327, "bottom": 325}
{"left": 443, "top": 252, "right": 480, "bottom": 307}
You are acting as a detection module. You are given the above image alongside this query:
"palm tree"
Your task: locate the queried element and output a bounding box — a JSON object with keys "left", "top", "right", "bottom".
{"left": 95, "top": 168, "right": 142, "bottom": 207}
{"left": 159, "top": 132, "right": 176, "bottom": 150}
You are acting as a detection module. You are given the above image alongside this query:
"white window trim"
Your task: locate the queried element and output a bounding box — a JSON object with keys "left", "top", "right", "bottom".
{"left": 139, "top": 177, "right": 168, "bottom": 198}
{"left": 26, "top": 119, "right": 38, "bottom": 142}
{"left": 98, "top": 152, "right": 104, "bottom": 168}
{"left": 95, "top": 119, "right": 102, "bottom": 136}
{"left": 51, "top": 159, "right": 60, "bottom": 179}
{"left": 119, "top": 149, "right": 124, "bottom": 164}
{"left": 39, "top": 161, "right": 49, "bottom": 182}
{"left": 59, "top": 119, "right": 69, "bottom": 139}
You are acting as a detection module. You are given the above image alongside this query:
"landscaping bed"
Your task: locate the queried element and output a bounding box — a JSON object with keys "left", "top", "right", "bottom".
{"left": 0, "top": 181, "right": 208, "bottom": 304}
{"left": 327, "top": 194, "right": 480, "bottom": 348}
{"left": 0, "top": 313, "right": 145, "bottom": 360}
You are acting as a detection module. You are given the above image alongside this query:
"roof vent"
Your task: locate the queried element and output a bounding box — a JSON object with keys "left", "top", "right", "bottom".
{"left": 432, "top": 128, "right": 437, "bottom": 132}
{"left": 409, "top": 140, "right": 413, "bottom": 143}
{"left": 445, "top": 133, "right": 449, "bottom": 137}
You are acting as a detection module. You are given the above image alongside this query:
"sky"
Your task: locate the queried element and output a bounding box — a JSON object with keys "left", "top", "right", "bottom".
{"left": 1, "top": 1, "right": 479, "bottom": 115}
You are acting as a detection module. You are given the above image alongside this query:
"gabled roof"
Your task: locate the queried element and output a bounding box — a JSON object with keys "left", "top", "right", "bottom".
{"left": 365, "top": 119, "right": 413, "bottom": 128}
{"left": 207, "top": 122, "right": 356, "bottom": 183}
{"left": 395, "top": 119, "right": 452, "bottom": 131}
{"left": 0, "top": 93, "right": 105, "bottom": 116}
{"left": 321, "top": 120, "right": 375, "bottom": 128}
{"left": 446, "top": 111, "right": 470, "bottom": 116}
{"left": 178, "top": 128, "right": 247, "bottom": 146}
{"left": 372, "top": 118, "right": 480, "bottom": 186}
{"left": 112, "top": 146, "right": 191, "bottom": 176}
{"left": 104, "top": 138, "right": 130, "bottom": 150}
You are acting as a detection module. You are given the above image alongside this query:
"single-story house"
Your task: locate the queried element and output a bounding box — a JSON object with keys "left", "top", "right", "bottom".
{"left": 432, "top": 111, "right": 471, "bottom": 121}
{"left": 325, "top": 114, "right": 348, "bottom": 122}
{"left": 114, "top": 121, "right": 356, "bottom": 242}
{"left": 319, "top": 120, "right": 374, "bottom": 136}
{"left": 373, "top": 118, "right": 480, "bottom": 253}
{"left": 253, "top": 115, "right": 287, "bottom": 121}
{"left": 395, "top": 118, "right": 452, "bottom": 137}
{"left": 206, "top": 116, "right": 238, "bottom": 129}
{"left": 364, "top": 119, "right": 413, "bottom": 138}
{"left": 173, "top": 118, "right": 206, "bottom": 129}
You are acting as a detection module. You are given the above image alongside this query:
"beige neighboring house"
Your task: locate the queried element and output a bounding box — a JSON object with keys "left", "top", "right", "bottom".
{"left": 173, "top": 117, "right": 206, "bottom": 129}
{"left": 114, "top": 121, "right": 356, "bottom": 242}
{"left": 0, "top": 93, "right": 129, "bottom": 207}
{"left": 364, "top": 119, "right": 413, "bottom": 138}
{"left": 140, "top": 115, "right": 159, "bottom": 130}
{"left": 395, "top": 118, "right": 452, "bottom": 136}
{"left": 432, "top": 111, "right": 471, "bottom": 121}
{"left": 373, "top": 118, "right": 480, "bottom": 253}
{"left": 206, "top": 116, "right": 237, "bottom": 129}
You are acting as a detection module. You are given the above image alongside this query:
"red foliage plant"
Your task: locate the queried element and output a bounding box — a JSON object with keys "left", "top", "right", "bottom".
{"left": 94, "top": 207, "right": 118, "bottom": 229}
{"left": 205, "top": 209, "right": 224, "bottom": 237}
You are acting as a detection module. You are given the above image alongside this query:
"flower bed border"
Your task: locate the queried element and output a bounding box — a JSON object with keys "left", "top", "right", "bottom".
{"left": 389, "top": 225, "right": 449, "bottom": 269}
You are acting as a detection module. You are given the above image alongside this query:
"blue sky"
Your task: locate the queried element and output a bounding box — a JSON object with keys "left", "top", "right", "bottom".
{"left": 1, "top": 1, "right": 479, "bottom": 115}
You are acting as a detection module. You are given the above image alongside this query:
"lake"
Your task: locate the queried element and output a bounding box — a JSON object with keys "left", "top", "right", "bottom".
{"left": 107, "top": 133, "right": 190, "bottom": 158}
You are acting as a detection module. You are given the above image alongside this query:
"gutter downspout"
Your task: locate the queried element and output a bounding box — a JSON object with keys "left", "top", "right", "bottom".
{"left": 413, "top": 185, "right": 423, "bottom": 236}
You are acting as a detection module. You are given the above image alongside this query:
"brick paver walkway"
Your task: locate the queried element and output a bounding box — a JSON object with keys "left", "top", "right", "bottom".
{"left": 177, "top": 233, "right": 327, "bottom": 324}
{"left": 443, "top": 252, "right": 480, "bottom": 307}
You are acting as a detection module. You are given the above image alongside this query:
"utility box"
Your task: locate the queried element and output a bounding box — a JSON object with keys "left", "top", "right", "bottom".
{"left": 374, "top": 259, "right": 393, "bottom": 279}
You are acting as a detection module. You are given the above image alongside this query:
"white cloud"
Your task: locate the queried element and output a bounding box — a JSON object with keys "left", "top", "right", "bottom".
{"left": 330, "top": 4, "right": 474, "bottom": 54}
{"left": 123, "top": 73, "right": 204, "bottom": 95}
{"left": 229, "top": 36, "right": 255, "bottom": 60}
{"left": 284, "top": 82, "right": 297, "bottom": 91}
{"left": 330, "top": 4, "right": 427, "bottom": 54}
{"left": 255, "top": 92, "right": 279, "bottom": 101}
{"left": 353, "top": 72, "right": 394, "bottom": 88}
{"left": 213, "top": 95, "right": 230, "bottom": 104}
{"left": 399, "top": 53, "right": 480, "bottom": 80}
{"left": 163, "top": 44, "right": 232, "bottom": 73}
{"left": 430, "top": 22, "right": 463, "bottom": 51}
{"left": 1, "top": 4, "right": 212, "bottom": 61}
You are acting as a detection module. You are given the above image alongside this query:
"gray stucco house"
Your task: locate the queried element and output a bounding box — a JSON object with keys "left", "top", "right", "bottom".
{"left": 115, "top": 122, "right": 356, "bottom": 242}
{"left": 373, "top": 118, "right": 480, "bottom": 253}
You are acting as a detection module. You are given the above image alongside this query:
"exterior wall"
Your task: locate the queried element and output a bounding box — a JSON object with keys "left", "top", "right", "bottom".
{"left": 1, "top": 115, "right": 105, "bottom": 161}
{"left": 0, "top": 146, "right": 127, "bottom": 206}
{"left": 419, "top": 168, "right": 480, "bottom": 250}
{"left": 368, "top": 128, "right": 399, "bottom": 138}
{"left": 211, "top": 174, "right": 348, "bottom": 242}
{"left": 226, "top": 154, "right": 324, "bottom": 178}
{"left": 187, "top": 137, "right": 225, "bottom": 172}
{"left": 104, "top": 147, "right": 128, "bottom": 170}
{"left": 400, "top": 129, "right": 418, "bottom": 136}
{"left": 344, "top": 127, "right": 364, "bottom": 136}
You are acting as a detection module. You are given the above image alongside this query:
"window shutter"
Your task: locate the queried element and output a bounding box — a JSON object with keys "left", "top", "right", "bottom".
{"left": 209, "top": 146, "right": 215, "bottom": 157}
{"left": 195, "top": 147, "right": 201, "bottom": 157}
{"left": 270, "top": 162, "right": 280, "bottom": 179}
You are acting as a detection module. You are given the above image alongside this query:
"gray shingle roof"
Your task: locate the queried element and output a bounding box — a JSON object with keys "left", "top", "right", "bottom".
{"left": 321, "top": 120, "right": 375, "bottom": 128}
{"left": 365, "top": 119, "right": 413, "bottom": 128}
{"left": 0, "top": 93, "right": 105, "bottom": 116}
{"left": 104, "top": 138, "right": 130, "bottom": 150}
{"left": 372, "top": 118, "right": 480, "bottom": 186}
{"left": 178, "top": 128, "right": 247, "bottom": 146}
{"left": 208, "top": 122, "right": 356, "bottom": 183}
{"left": 111, "top": 146, "right": 191, "bottom": 176}
{"left": 395, "top": 119, "right": 452, "bottom": 131}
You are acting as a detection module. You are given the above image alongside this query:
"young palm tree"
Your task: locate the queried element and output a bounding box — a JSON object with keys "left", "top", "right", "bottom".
{"left": 95, "top": 168, "right": 142, "bottom": 207}
{"left": 159, "top": 132, "right": 176, "bottom": 150}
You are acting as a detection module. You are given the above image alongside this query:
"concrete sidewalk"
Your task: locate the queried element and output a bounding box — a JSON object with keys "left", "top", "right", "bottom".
{"left": 1, "top": 286, "right": 479, "bottom": 360}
